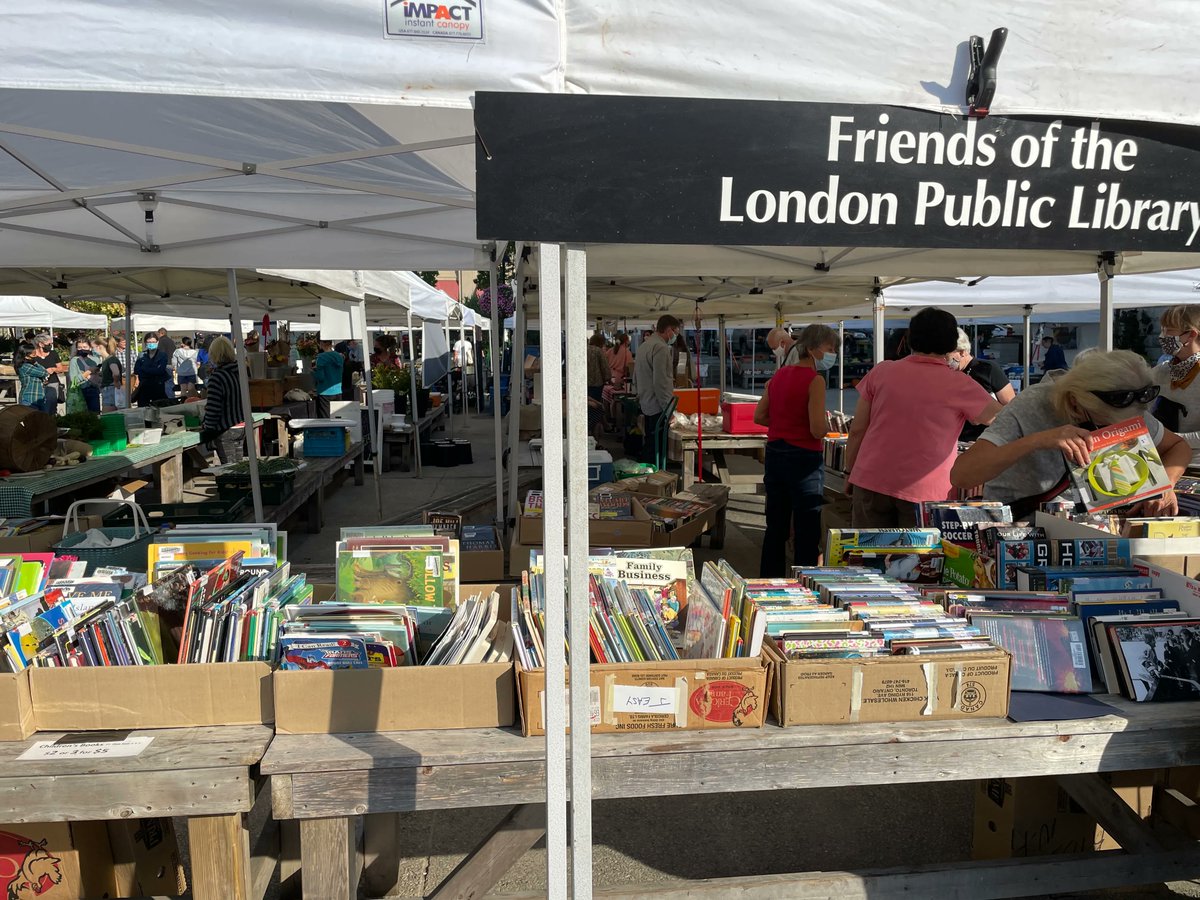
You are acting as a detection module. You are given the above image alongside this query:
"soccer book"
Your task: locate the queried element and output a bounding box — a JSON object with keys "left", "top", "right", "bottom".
{"left": 1066, "top": 416, "right": 1170, "bottom": 512}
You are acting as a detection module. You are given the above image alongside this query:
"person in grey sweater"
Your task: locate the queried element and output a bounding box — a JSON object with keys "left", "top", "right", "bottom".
{"left": 634, "top": 314, "right": 681, "bottom": 463}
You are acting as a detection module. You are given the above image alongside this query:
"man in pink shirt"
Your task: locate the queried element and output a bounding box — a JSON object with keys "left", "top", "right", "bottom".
{"left": 846, "top": 308, "right": 1002, "bottom": 527}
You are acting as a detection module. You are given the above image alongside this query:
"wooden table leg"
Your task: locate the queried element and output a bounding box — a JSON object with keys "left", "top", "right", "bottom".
{"left": 380, "top": 437, "right": 392, "bottom": 474}
{"left": 682, "top": 449, "right": 695, "bottom": 489}
{"left": 189, "top": 812, "right": 252, "bottom": 900}
{"left": 708, "top": 503, "right": 727, "bottom": 550}
{"left": 306, "top": 489, "right": 323, "bottom": 535}
{"left": 362, "top": 812, "right": 402, "bottom": 898}
{"left": 430, "top": 804, "right": 545, "bottom": 899}
{"left": 354, "top": 450, "right": 365, "bottom": 486}
{"left": 155, "top": 452, "right": 184, "bottom": 503}
{"left": 279, "top": 820, "right": 302, "bottom": 899}
{"left": 300, "top": 816, "right": 356, "bottom": 900}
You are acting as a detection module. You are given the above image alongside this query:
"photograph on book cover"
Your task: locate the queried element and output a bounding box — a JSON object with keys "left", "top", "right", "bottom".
{"left": 1112, "top": 622, "right": 1200, "bottom": 701}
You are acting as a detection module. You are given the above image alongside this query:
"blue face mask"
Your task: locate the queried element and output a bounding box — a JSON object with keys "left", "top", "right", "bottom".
{"left": 815, "top": 351, "right": 837, "bottom": 372}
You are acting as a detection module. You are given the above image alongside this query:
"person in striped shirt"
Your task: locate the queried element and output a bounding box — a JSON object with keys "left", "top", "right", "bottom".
{"left": 198, "top": 337, "right": 246, "bottom": 464}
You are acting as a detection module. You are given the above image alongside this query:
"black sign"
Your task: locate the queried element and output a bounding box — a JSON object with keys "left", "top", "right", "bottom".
{"left": 475, "top": 92, "right": 1200, "bottom": 253}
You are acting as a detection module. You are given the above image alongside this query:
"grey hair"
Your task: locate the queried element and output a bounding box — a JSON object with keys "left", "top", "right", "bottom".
{"left": 795, "top": 324, "right": 838, "bottom": 354}
{"left": 33, "top": 332, "right": 50, "bottom": 346}
{"left": 1050, "top": 350, "right": 1154, "bottom": 425}
{"left": 955, "top": 328, "right": 971, "bottom": 353}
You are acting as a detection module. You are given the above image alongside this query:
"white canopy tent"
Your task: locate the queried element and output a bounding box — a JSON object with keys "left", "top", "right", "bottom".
{"left": 0, "top": 295, "right": 105, "bottom": 330}
{"left": 6, "top": 2, "right": 1200, "bottom": 895}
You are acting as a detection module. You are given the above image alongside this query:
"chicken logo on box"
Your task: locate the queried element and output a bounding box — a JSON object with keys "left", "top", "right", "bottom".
{"left": 0, "top": 831, "right": 64, "bottom": 899}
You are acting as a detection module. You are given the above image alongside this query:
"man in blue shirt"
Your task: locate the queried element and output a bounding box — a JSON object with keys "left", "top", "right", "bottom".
{"left": 1040, "top": 335, "right": 1067, "bottom": 373}
{"left": 313, "top": 339, "right": 345, "bottom": 418}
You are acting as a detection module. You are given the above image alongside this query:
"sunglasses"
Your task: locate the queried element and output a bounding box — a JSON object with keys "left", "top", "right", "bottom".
{"left": 1091, "top": 385, "right": 1161, "bottom": 408}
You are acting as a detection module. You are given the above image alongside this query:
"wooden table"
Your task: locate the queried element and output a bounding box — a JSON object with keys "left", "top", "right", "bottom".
{"left": 379, "top": 404, "right": 448, "bottom": 474}
{"left": 2, "top": 724, "right": 274, "bottom": 900}
{"left": 669, "top": 427, "right": 767, "bottom": 490}
{"left": 263, "top": 441, "right": 365, "bottom": 533}
{"left": 263, "top": 697, "right": 1200, "bottom": 899}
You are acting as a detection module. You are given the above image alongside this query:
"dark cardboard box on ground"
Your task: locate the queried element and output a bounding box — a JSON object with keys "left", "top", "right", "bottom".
{"left": 517, "top": 494, "right": 656, "bottom": 549}
{"left": 0, "top": 669, "right": 33, "bottom": 741}
{"left": 516, "top": 656, "right": 770, "bottom": 736}
{"left": 973, "top": 771, "right": 1160, "bottom": 858}
{"left": 30, "top": 662, "right": 273, "bottom": 732}
{"left": 652, "top": 504, "right": 716, "bottom": 548}
{"left": 461, "top": 548, "right": 506, "bottom": 583}
{"left": 0, "top": 516, "right": 103, "bottom": 554}
{"left": 622, "top": 470, "right": 680, "bottom": 498}
{"left": 764, "top": 638, "right": 1011, "bottom": 725}
{"left": 273, "top": 583, "right": 516, "bottom": 734}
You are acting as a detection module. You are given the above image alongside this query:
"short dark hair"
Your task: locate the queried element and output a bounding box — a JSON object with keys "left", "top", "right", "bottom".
{"left": 655, "top": 314, "right": 681, "bottom": 334}
{"left": 907, "top": 307, "right": 959, "bottom": 355}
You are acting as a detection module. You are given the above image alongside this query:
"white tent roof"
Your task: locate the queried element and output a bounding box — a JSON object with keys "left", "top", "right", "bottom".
{"left": 0, "top": 2, "right": 1197, "bottom": 283}
{"left": 0, "top": 296, "right": 106, "bottom": 329}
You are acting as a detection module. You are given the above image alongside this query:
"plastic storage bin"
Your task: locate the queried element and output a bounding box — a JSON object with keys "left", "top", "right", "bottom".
{"left": 300, "top": 427, "right": 349, "bottom": 457}
{"left": 721, "top": 401, "right": 768, "bottom": 435}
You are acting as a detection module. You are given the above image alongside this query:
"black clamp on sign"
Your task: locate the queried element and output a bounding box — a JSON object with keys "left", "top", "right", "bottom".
{"left": 965, "top": 27, "right": 1009, "bottom": 118}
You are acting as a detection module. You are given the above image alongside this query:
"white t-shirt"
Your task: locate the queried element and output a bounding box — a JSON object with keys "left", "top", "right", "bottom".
{"left": 980, "top": 378, "right": 1164, "bottom": 504}
{"left": 454, "top": 339, "right": 474, "bottom": 367}
{"left": 172, "top": 347, "right": 198, "bottom": 378}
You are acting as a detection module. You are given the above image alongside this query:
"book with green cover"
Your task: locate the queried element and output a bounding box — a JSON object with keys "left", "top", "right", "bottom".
{"left": 336, "top": 548, "right": 445, "bottom": 606}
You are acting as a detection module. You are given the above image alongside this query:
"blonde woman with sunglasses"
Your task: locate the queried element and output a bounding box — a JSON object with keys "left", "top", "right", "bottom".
{"left": 951, "top": 350, "right": 1190, "bottom": 518}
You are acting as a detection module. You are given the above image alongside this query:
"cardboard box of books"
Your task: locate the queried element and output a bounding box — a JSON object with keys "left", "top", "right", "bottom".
{"left": 515, "top": 656, "right": 769, "bottom": 736}
{"left": 30, "top": 661, "right": 274, "bottom": 731}
{"left": 272, "top": 583, "right": 517, "bottom": 734}
{"left": 973, "top": 772, "right": 1160, "bottom": 858}
{"left": 621, "top": 470, "right": 680, "bottom": 498}
{"left": 517, "top": 490, "right": 656, "bottom": 549}
{"left": 0, "top": 516, "right": 102, "bottom": 555}
{"left": 764, "top": 637, "right": 1011, "bottom": 725}
{"left": 0, "top": 669, "right": 33, "bottom": 740}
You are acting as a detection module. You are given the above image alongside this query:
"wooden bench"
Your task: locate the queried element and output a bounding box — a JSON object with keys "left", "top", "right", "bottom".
{"left": 262, "top": 696, "right": 1200, "bottom": 899}
{"left": 1, "top": 724, "right": 274, "bottom": 900}
{"left": 265, "top": 441, "right": 365, "bottom": 533}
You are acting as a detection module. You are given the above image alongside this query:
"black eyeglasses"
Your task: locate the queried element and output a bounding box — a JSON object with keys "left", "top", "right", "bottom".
{"left": 1091, "top": 385, "right": 1161, "bottom": 408}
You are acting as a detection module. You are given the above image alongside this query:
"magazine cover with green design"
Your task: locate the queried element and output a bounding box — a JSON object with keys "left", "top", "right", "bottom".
{"left": 336, "top": 548, "right": 445, "bottom": 605}
{"left": 1066, "top": 416, "right": 1170, "bottom": 513}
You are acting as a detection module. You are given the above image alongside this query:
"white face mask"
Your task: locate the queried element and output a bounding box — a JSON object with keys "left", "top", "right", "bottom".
{"left": 948, "top": 355, "right": 962, "bottom": 370}
{"left": 815, "top": 351, "right": 837, "bottom": 372}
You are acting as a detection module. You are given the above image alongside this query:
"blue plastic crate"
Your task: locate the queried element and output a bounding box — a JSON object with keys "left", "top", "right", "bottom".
{"left": 303, "top": 426, "right": 348, "bottom": 457}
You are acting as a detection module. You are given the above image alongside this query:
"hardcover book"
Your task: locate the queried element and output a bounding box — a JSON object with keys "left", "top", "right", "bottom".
{"left": 1066, "top": 416, "right": 1170, "bottom": 512}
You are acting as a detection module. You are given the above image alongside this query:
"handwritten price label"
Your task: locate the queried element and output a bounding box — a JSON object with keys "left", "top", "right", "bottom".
{"left": 611, "top": 685, "right": 678, "bottom": 714}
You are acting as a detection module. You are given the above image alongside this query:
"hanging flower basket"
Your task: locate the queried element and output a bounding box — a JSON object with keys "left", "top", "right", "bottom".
{"left": 476, "top": 284, "right": 515, "bottom": 320}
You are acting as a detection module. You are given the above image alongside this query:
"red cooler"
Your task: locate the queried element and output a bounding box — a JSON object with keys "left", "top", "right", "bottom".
{"left": 721, "top": 401, "right": 767, "bottom": 434}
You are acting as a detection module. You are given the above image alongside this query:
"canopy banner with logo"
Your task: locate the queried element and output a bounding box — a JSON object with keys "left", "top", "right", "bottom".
{"left": 475, "top": 93, "right": 1200, "bottom": 252}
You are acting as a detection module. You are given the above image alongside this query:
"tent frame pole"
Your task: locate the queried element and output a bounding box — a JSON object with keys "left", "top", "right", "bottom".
{"left": 407, "top": 310, "right": 422, "bottom": 478}
{"left": 539, "top": 242, "right": 568, "bottom": 899}
{"left": 717, "top": 314, "right": 727, "bottom": 396}
{"left": 1099, "top": 257, "right": 1115, "bottom": 352}
{"left": 226, "top": 270, "right": 264, "bottom": 523}
{"left": 507, "top": 250, "right": 526, "bottom": 523}
{"left": 872, "top": 290, "right": 885, "bottom": 364}
{"left": 123, "top": 298, "right": 133, "bottom": 410}
{"left": 357, "top": 300, "right": 383, "bottom": 521}
{"left": 565, "top": 245, "right": 593, "bottom": 897}
{"left": 1023, "top": 306, "right": 1033, "bottom": 390}
{"left": 838, "top": 321, "right": 845, "bottom": 413}
{"left": 444, "top": 316, "right": 454, "bottom": 439}
{"left": 488, "top": 247, "right": 504, "bottom": 531}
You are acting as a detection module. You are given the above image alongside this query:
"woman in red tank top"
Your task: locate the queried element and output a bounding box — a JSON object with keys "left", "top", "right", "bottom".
{"left": 753, "top": 324, "right": 839, "bottom": 575}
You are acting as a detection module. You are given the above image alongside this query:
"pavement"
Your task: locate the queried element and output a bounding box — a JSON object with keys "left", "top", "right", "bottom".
{"left": 179, "top": 410, "right": 1200, "bottom": 898}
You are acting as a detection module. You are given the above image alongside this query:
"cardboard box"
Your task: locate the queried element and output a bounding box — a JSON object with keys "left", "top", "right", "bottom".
{"left": 516, "top": 656, "right": 770, "bottom": 736}
{"left": 765, "top": 639, "right": 1011, "bottom": 726}
{"left": 973, "top": 771, "right": 1161, "bottom": 858}
{"left": 517, "top": 496, "right": 655, "bottom": 549}
{"left": 621, "top": 470, "right": 680, "bottom": 498}
{"left": 461, "top": 548, "right": 506, "bottom": 583}
{"left": 30, "top": 662, "right": 273, "bottom": 732}
{"left": 510, "top": 531, "right": 539, "bottom": 578}
{"left": 0, "top": 822, "right": 83, "bottom": 899}
{"left": 0, "top": 516, "right": 103, "bottom": 554}
{"left": 273, "top": 583, "right": 517, "bottom": 734}
{"left": 652, "top": 507, "right": 715, "bottom": 548}
{"left": 248, "top": 378, "right": 285, "bottom": 410}
{"left": 0, "top": 670, "right": 33, "bottom": 741}
{"left": 274, "top": 662, "right": 515, "bottom": 734}
{"left": 105, "top": 819, "right": 187, "bottom": 896}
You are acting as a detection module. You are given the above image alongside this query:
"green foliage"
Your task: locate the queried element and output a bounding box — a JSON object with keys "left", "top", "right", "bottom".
{"left": 372, "top": 363, "right": 411, "bottom": 394}
{"left": 1114, "top": 309, "right": 1152, "bottom": 360}
{"left": 64, "top": 299, "right": 125, "bottom": 320}
{"left": 416, "top": 271, "right": 440, "bottom": 287}
{"left": 56, "top": 411, "right": 103, "bottom": 442}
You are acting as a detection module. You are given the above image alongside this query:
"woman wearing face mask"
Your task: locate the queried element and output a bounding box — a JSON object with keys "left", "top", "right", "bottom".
{"left": 66, "top": 339, "right": 101, "bottom": 414}
{"left": 132, "top": 332, "right": 169, "bottom": 408}
{"left": 948, "top": 328, "right": 1016, "bottom": 441}
{"left": 753, "top": 324, "right": 839, "bottom": 574}
{"left": 845, "top": 308, "right": 1002, "bottom": 528}
{"left": 1152, "top": 306, "right": 1200, "bottom": 466}
{"left": 951, "top": 350, "right": 1190, "bottom": 518}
